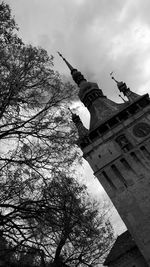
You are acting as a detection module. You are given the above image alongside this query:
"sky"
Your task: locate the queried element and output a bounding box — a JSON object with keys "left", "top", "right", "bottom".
{"left": 5, "top": 0, "right": 150, "bottom": 235}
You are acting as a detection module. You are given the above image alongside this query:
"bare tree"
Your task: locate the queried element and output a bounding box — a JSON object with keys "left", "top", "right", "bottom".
{"left": 23, "top": 174, "right": 114, "bottom": 267}
{"left": 0, "top": 0, "right": 79, "bottom": 251}
{"left": 0, "top": 3, "right": 114, "bottom": 266}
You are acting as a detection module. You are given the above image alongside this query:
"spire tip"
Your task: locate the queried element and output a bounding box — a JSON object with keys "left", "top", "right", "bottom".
{"left": 57, "top": 51, "right": 74, "bottom": 71}
{"left": 110, "top": 72, "right": 119, "bottom": 84}
{"left": 57, "top": 51, "right": 63, "bottom": 59}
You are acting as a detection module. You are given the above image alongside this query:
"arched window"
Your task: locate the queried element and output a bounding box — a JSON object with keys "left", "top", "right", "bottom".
{"left": 115, "top": 134, "right": 133, "bottom": 152}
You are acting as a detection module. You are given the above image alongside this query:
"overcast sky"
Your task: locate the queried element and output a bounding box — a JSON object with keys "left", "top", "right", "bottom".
{"left": 6, "top": 0, "right": 150, "bottom": 97}
{"left": 5, "top": 0, "right": 150, "bottom": 234}
{"left": 5, "top": 0, "right": 150, "bottom": 127}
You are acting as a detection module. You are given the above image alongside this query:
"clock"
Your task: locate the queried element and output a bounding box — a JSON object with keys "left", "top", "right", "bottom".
{"left": 133, "top": 122, "right": 150, "bottom": 137}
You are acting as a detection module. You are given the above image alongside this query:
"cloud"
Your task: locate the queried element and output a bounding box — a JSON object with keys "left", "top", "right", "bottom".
{"left": 7, "top": 0, "right": 150, "bottom": 100}
{"left": 6, "top": 0, "right": 150, "bottom": 140}
{"left": 5, "top": 0, "right": 150, "bottom": 136}
{"left": 6, "top": 0, "right": 150, "bottom": 235}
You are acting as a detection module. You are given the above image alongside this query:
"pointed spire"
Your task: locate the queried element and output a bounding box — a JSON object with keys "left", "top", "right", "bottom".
{"left": 57, "top": 52, "right": 74, "bottom": 72}
{"left": 58, "top": 52, "right": 86, "bottom": 86}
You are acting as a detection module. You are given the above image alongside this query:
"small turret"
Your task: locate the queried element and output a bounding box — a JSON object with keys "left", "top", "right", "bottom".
{"left": 58, "top": 52, "right": 122, "bottom": 130}
{"left": 111, "top": 75, "right": 140, "bottom": 102}
{"left": 69, "top": 109, "right": 88, "bottom": 139}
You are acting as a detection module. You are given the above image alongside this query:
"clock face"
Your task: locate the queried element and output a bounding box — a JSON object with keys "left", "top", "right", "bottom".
{"left": 133, "top": 122, "right": 150, "bottom": 137}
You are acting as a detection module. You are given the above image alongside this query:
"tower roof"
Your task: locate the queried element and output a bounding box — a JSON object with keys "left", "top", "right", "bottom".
{"left": 58, "top": 52, "right": 86, "bottom": 86}
{"left": 58, "top": 53, "right": 124, "bottom": 130}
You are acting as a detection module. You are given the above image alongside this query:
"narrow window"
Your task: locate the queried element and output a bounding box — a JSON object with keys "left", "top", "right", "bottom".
{"left": 89, "top": 130, "right": 98, "bottom": 141}
{"left": 111, "top": 164, "right": 127, "bottom": 187}
{"left": 130, "top": 151, "right": 142, "bottom": 164}
{"left": 102, "top": 171, "right": 117, "bottom": 190}
{"left": 130, "top": 151, "right": 147, "bottom": 169}
{"left": 88, "top": 95, "right": 92, "bottom": 101}
{"left": 120, "top": 158, "right": 134, "bottom": 185}
{"left": 118, "top": 111, "right": 129, "bottom": 121}
{"left": 120, "top": 158, "right": 133, "bottom": 170}
{"left": 116, "top": 134, "right": 133, "bottom": 152}
{"left": 140, "top": 146, "right": 150, "bottom": 160}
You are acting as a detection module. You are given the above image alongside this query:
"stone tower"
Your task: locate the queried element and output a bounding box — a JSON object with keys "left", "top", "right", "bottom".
{"left": 58, "top": 53, "right": 150, "bottom": 265}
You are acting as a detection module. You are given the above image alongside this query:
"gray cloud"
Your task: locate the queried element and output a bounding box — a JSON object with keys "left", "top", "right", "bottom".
{"left": 6, "top": 0, "right": 150, "bottom": 233}
{"left": 5, "top": 0, "right": 150, "bottom": 102}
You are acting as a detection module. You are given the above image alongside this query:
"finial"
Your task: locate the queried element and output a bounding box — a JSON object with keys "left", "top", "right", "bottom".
{"left": 58, "top": 52, "right": 86, "bottom": 86}
{"left": 57, "top": 51, "right": 74, "bottom": 72}
{"left": 110, "top": 72, "right": 129, "bottom": 95}
{"left": 110, "top": 72, "right": 120, "bottom": 85}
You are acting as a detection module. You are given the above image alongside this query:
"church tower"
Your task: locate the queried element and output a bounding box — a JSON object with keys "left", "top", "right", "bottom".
{"left": 58, "top": 53, "right": 150, "bottom": 265}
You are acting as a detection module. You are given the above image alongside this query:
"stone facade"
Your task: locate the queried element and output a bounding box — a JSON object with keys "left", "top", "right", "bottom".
{"left": 104, "top": 231, "right": 148, "bottom": 267}
{"left": 59, "top": 54, "right": 150, "bottom": 266}
{"left": 110, "top": 250, "right": 148, "bottom": 267}
{"left": 81, "top": 94, "right": 150, "bottom": 265}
